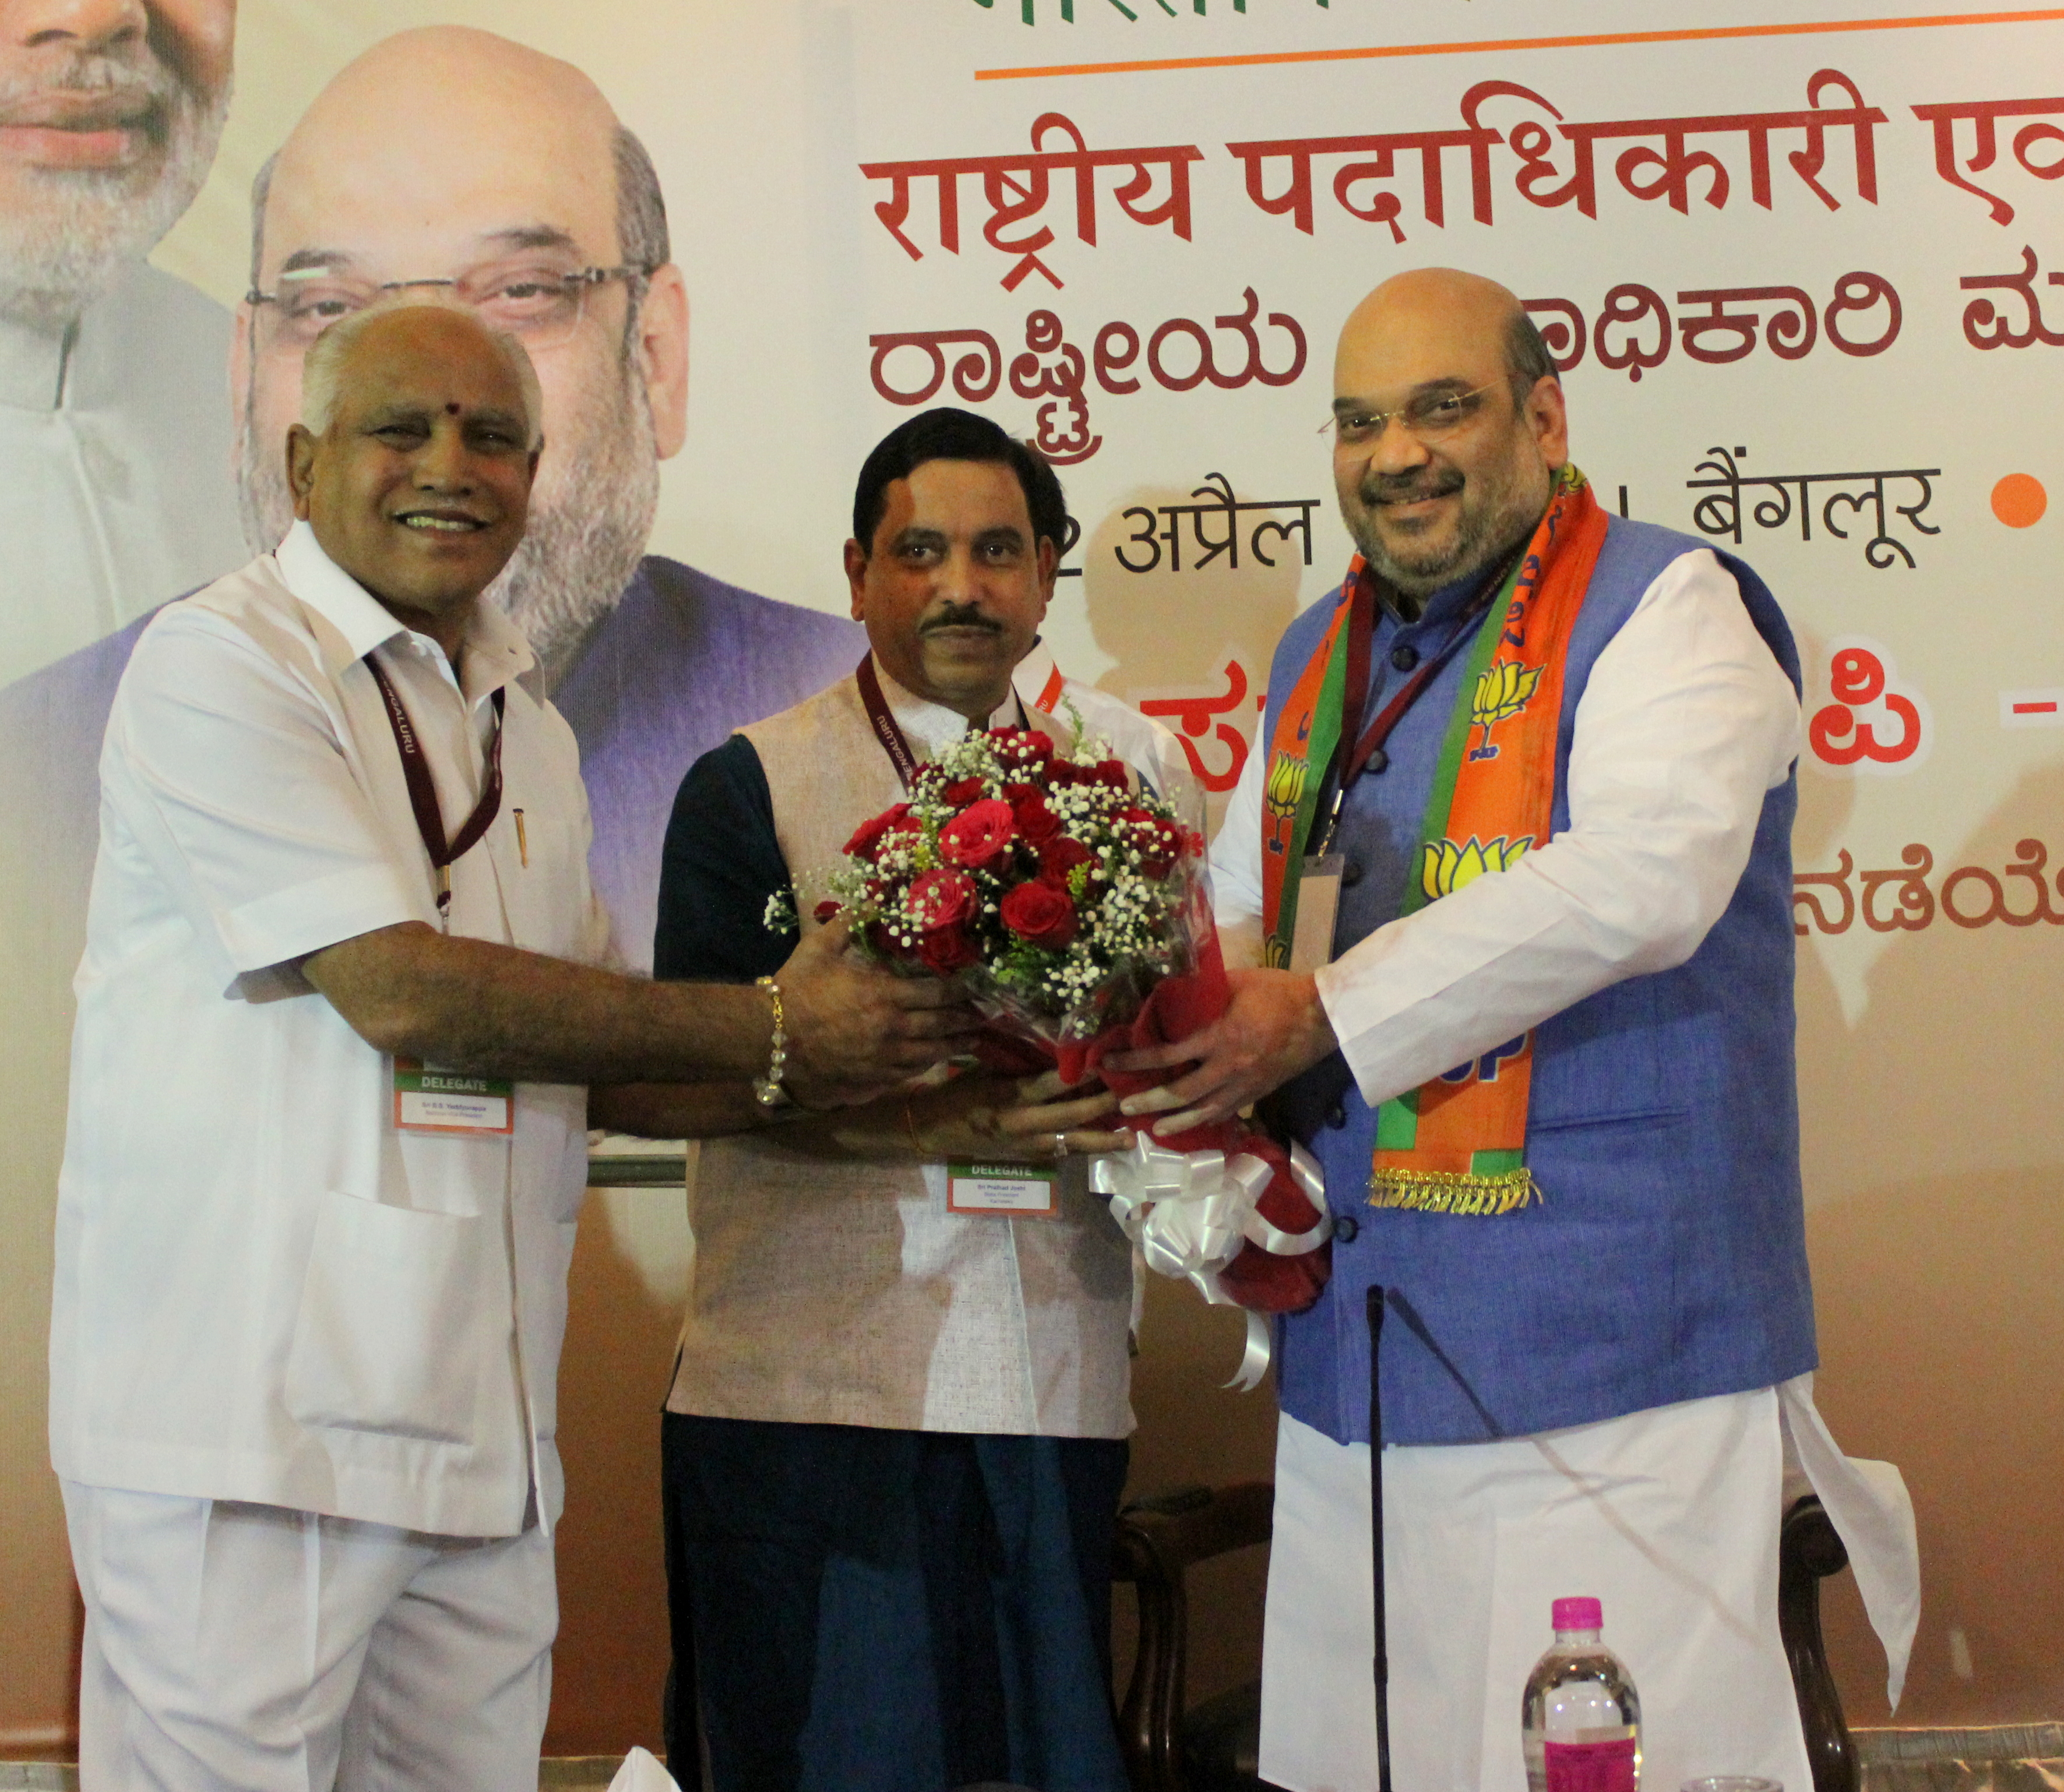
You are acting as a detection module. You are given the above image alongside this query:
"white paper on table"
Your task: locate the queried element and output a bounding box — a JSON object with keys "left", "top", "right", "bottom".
{"left": 606, "top": 1745, "right": 683, "bottom": 1792}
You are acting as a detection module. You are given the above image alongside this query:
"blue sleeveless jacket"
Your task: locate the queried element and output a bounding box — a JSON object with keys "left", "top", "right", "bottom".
{"left": 1260, "top": 517, "right": 1816, "bottom": 1447}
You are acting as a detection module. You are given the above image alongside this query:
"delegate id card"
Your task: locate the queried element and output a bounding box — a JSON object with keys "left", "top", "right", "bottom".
{"left": 1288, "top": 852, "right": 1344, "bottom": 974}
{"left": 948, "top": 1161, "right": 1059, "bottom": 1218}
{"left": 392, "top": 1056, "right": 515, "bottom": 1136}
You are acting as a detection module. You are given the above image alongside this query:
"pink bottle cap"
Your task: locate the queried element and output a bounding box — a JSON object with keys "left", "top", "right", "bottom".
{"left": 1552, "top": 1596, "right": 1603, "bottom": 1631}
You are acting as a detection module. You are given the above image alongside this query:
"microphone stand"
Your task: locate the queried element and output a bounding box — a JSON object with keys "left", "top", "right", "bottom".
{"left": 1366, "top": 1284, "right": 1393, "bottom": 1792}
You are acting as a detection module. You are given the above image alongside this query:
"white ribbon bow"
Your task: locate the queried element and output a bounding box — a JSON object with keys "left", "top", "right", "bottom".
{"left": 1090, "top": 1133, "right": 1330, "bottom": 1391}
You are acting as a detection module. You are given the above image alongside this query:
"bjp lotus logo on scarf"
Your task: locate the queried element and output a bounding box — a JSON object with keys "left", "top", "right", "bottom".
{"left": 1265, "top": 748, "right": 1308, "bottom": 823}
{"left": 1262, "top": 748, "right": 1309, "bottom": 863}
{"left": 1467, "top": 659, "right": 1545, "bottom": 762}
{"left": 1421, "top": 834, "right": 1533, "bottom": 901}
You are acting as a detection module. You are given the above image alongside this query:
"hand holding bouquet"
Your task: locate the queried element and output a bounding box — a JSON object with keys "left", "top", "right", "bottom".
{"left": 804, "top": 720, "right": 1332, "bottom": 1340}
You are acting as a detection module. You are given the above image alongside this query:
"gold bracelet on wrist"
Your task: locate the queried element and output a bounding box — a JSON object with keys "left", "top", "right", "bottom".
{"left": 752, "top": 975, "right": 791, "bottom": 1109}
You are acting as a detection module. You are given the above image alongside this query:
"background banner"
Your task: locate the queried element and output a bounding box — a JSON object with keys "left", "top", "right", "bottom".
{"left": 3, "top": 0, "right": 2061, "bottom": 1755}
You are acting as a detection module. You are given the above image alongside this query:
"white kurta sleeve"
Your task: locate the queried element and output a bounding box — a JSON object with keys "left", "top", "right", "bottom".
{"left": 1311, "top": 548, "right": 1801, "bottom": 1107}
{"left": 1210, "top": 732, "right": 1269, "bottom": 926}
{"left": 1207, "top": 726, "right": 1270, "bottom": 970}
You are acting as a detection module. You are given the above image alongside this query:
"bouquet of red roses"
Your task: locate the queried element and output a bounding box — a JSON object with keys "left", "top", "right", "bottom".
{"left": 808, "top": 720, "right": 1331, "bottom": 1336}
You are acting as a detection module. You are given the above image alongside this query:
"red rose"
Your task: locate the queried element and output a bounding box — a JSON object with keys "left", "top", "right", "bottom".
{"left": 1019, "top": 806, "right": 1062, "bottom": 847}
{"left": 941, "top": 776, "right": 987, "bottom": 807}
{"left": 813, "top": 898, "right": 841, "bottom": 925}
{"left": 1045, "top": 757, "right": 1126, "bottom": 792}
{"left": 1115, "top": 807, "right": 1167, "bottom": 873}
{"left": 1118, "top": 805, "right": 1186, "bottom": 877}
{"left": 992, "top": 726, "right": 1054, "bottom": 768}
{"left": 844, "top": 802, "right": 913, "bottom": 859}
{"left": 918, "top": 926, "right": 980, "bottom": 973}
{"left": 1037, "top": 835, "right": 1093, "bottom": 889}
{"left": 1001, "top": 879, "right": 1079, "bottom": 948}
{"left": 868, "top": 920, "right": 920, "bottom": 962}
{"left": 907, "top": 868, "right": 977, "bottom": 932}
{"left": 938, "top": 798, "right": 1016, "bottom": 873}
{"left": 843, "top": 812, "right": 890, "bottom": 859}
{"left": 1005, "top": 783, "right": 1062, "bottom": 845}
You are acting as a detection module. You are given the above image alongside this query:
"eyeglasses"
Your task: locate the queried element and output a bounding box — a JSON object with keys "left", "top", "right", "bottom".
{"left": 247, "top": 261, "right": 651, "bottom": 350}
{"left": 1322, "top": 384, "right": 1495, "bottom": 447}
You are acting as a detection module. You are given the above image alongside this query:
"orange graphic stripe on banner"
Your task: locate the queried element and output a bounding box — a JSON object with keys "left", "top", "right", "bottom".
{"left": 973, "top": 7, "right": 2064, "bottom": 81}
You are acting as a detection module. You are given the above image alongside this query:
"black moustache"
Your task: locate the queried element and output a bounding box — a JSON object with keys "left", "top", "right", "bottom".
{"left": 921, "top": 611, "right": 1003, "bottom": 635}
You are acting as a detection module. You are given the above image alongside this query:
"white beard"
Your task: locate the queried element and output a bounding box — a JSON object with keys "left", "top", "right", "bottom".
{"left": 0, "top": 48, "right": 230, "bottom": 331}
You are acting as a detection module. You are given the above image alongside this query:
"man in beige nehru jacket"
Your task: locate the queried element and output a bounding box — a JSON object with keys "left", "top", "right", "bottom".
{"left": 649, "top": 407, "right": 1187, "bottom": 1792}
{"left": 51, "top": 300, "right": 964, "bottom": 1791}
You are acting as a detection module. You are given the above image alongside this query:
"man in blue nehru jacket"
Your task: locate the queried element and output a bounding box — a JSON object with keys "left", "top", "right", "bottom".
{"left": 1110, "top": 269, "right": 1918, "bottom": 1791}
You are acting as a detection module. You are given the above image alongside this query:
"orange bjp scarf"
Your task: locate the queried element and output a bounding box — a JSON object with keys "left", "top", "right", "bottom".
{"left": 1259, "top": 466, "right": 1609, "bottom": 1215}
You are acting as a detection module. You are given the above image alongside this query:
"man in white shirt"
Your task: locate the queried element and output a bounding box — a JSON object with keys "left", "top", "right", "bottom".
{"left": 0, "top": 0, "right": 245, "bottom": 685}
{"left": 231, "top": 24, "right": 864, "bottom": 966}
{"left": 1110, "top": 270, "right": 1917, "bottom": 1790}
{"left": 52, "top": 301, "right": 969, "bottom": 1792}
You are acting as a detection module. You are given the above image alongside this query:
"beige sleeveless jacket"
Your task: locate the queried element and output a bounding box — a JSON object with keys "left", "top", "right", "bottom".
{"left": 663, "top": 668, "right": 1136, "bottom": 1437}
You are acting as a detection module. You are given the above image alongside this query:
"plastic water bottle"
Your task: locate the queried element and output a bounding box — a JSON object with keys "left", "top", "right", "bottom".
{"left": 1521, "top": 1596, "right": 1642, "bottom": 1791}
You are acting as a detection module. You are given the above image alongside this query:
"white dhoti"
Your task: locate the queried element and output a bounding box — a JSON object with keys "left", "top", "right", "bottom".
{"left": 64, "top": 1481, "right": 558, "bottom": 1792}
{"left": 1257, "top": 1377, "right": 1918, "bottom": 1792}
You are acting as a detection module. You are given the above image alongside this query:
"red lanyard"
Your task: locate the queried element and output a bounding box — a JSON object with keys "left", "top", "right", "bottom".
{"left": 853, "top": 652, "right": 1026, "bottom": 793}
{"left": 365, "top": 652, "right": 506, "bottom": 918}
{"left": 1313, "top": 569, "right": 1503, "bottom": 856}
{"left": 855, "top": 654, "right": 923, "bottom": 792}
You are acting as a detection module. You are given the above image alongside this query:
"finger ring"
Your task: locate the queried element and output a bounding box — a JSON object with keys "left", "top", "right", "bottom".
{"left": 1050, "top": 1132, "right": 1069, "bottom": 1160}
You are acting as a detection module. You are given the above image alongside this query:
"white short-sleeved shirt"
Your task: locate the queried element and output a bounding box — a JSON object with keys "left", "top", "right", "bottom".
{"left": 50, "top": 522, "right": 610, "bottom": 1538}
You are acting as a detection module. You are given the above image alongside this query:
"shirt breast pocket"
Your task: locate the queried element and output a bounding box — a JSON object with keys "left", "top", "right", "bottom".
{"left": 283, "top": 1190, "right": 488, "bottom": 1445}
{"left": 491, "top": 813, "right": 590, "bottom": 958}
